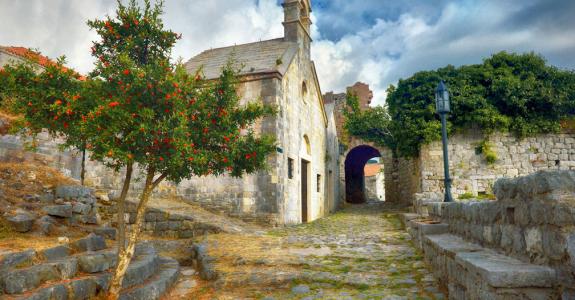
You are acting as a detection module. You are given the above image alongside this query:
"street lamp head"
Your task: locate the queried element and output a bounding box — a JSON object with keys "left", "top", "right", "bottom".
{"left": 435, "top": 80, "right": 450, "bottom": 114}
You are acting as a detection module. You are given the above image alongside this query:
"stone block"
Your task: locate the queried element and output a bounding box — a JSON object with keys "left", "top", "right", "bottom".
{"left": 525, "top": 227, "right": 543, "bottom": 255}
{"left": 43, "top": 204, "right": 73, "bottom": 218}
{"left": 542, "top": 229, "right": 567, "bottom": 261}
{"left": 168, "top": 221, "right": 181, "bottom": 230}
{"left": 155, "top": 222, "right": 169, "bottom": 231}
{"left": 72, "top": 202, "right": 92, "bottom": 215}
{"left": 0, "top": 249, "right": 36, "bottom": 270}
{"left": 454, "top": 250, "right": 556, "bottom": 288}
{"left": 514, "top": 203, "right": 530, "bottom": 226}
{"left": 40, "top": 245, "right": 71, "bottom": 261}
{"left": 78, "top": 252, "right": 117, "bottom": 273}
{"left": 69, "top": 277, "right": 99, "bottom": 299}
{"left": 51, "top": 257, "right": 79, "bottom": 279}
{"left": 7, "top": 213, "right": 35, "bottom": 233}
{"left": 55, "top": 185, "right": 93, "bottom": 200}
{"left": 2, "top": 264, "right": 60, "bottom": 294}
{"left": 70, "top": 233, "right": 107, "bottom": 252}
{"left": 93, "top": 227, "right": 117, "bottom": 240}
{"left": 568, "top": 234, "right": 575, "bottom": 268}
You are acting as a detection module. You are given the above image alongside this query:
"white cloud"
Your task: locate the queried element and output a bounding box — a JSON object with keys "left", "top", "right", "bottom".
{"left": 1, "top": 0, "right": 574, "bottom": 107}
{"left": 311, "top": 1, "right": 575, "bottom": 106}
{"left": 0, "top": 0, "right": 283, "bottom": 74}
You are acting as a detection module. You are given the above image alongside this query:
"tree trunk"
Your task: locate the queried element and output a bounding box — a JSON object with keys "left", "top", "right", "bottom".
{"left": 116, "top": 161, "right": 133, "bottom": 253}
{"left": 80, "top": 148, "right": 86, "bottom": 186}
{"left": 107, "top": 167, "right": 166, "bottom": 299}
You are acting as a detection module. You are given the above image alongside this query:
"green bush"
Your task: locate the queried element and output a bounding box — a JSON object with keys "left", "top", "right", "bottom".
{"left": 476, "top": 140, "right": 498, "bottom": 165}
{"left": 345, "top": 52, "right": 575, "bottom": 157}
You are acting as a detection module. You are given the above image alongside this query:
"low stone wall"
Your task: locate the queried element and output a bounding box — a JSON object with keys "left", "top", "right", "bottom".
{"left": 420, "top": 130, "right": 575, "bottom": 199}
{"left": 406, "top": 170, "right": 575, "bottom": 299}
{"left": 99, "top": 199, "right": 223, "bottom": 239}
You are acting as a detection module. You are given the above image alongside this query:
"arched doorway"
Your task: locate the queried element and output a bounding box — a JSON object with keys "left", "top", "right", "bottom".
{"left": 345, "top": 145, "right": 382, "bottom": 204}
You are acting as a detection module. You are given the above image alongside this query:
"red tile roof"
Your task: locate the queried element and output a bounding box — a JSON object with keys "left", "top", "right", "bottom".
{"left": 364, "top": 164, "right": 382, "bottom": 177}
{"left": 0, "top": 46, "right": 86, "bottom": 81}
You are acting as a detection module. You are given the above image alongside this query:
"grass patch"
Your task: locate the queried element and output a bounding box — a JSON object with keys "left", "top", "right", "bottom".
{"left": 0, "top": 217, "right": 16, "bottom": 239}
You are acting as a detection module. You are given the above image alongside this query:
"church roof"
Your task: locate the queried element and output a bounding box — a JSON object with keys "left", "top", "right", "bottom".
{"left": 184, "top": 38, "right": 298, "bottom": 80}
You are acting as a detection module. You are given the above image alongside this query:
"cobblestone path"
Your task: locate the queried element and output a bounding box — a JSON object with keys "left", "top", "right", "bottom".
{"left": 174, "top": 201, "right": 445, "bottom": 299}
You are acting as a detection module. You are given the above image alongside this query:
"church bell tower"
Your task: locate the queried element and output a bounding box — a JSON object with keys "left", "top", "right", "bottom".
{"left": 283, "top": 0, "right": 312, "bottom": 59}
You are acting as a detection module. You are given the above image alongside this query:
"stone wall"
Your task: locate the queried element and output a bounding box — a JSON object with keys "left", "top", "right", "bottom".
{"left": 382, "top": 155, "right": 421, "bottom": 204}
{"left": 422, "top": 170, "right": 575, "bottom": 298}
{"left": 420, "top": 129, "right": 575, "bottom": 199}
{"left": 0, "top": 65, "right": 337, "bottom": 226}
{"left": 99, "top": 199, "right": 223, "bottom": 239}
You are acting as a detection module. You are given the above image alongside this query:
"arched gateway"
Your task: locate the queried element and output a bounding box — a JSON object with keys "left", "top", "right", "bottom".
{"left": 344, "top": 145, "right": 383, "bottom": 203}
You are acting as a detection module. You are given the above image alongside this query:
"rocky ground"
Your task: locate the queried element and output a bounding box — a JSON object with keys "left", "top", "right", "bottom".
{"left": 170, "top": 201, "right": 445, "bottom": 300}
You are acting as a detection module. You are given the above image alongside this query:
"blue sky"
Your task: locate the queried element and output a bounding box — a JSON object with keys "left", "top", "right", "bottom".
{"left": 1, "top": 0, "right": 574, "bottom": 105}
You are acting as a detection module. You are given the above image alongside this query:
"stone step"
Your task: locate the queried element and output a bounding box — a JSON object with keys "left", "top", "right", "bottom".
{"left": 2, "top": 244, "right": 169, "bottom": 299}
{"left": 423, "top": 234, "right": 557, "bottom": 298}
{"left": 119, "top": 257, "right": 180, "bottom": 300}
{"left": 0, "top": 234, "right": 107, "bottom": 273}
{"left": 121, "top": 244, "right": 160, "bottom": 288}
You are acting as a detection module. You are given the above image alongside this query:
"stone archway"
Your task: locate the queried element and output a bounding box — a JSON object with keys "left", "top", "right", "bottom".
{"left": 344, "top": 145, "right": 382, "bottom": 204}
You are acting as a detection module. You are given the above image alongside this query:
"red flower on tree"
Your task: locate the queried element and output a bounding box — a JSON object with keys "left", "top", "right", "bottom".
{"left": 109, "top": 101, "right": 120, "bottom": 108}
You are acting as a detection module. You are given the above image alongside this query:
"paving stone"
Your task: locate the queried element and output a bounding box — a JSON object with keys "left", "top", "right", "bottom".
{"left": 43, "top": 204, "right": 73, "bottom": 218}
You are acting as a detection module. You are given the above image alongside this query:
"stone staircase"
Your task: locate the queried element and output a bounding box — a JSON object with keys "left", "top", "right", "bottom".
{"left": 0, "top": 233, "right": 180, "bottom": 299}
{"left": 401, "top": 212, "right": 560, "bottom": 299}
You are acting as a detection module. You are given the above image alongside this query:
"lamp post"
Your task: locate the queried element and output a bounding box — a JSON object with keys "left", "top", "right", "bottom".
{"left": 435, "top": 81, "right": 454, "bottom": 203}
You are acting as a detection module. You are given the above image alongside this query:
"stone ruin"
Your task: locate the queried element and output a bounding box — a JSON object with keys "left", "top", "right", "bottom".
{"left": 402, "top": 170, "right": 575, "bottom": 299}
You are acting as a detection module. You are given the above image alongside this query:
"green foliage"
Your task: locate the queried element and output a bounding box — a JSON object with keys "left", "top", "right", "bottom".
{"left": 458, "top": 192, "right": 496, "bottom": 201}
{"left": 458, "top": 192, "right": 475, "bottom": 200}
{"left": 2, "top": 0, "right": 276, "bottom": 183}
{"left": 343, "top": 92, "right": 394, "bottom": 149}
{"left": 2, "top": 56, "right": 91, "bottom": 152}
{"left": 345, "top": 52, "right": 575, "bottom": 157}
{"left": 475, "top": 140, "right": 497, "bottom": 165}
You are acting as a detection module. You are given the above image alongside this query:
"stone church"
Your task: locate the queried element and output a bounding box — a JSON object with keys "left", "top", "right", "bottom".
{"left": 182, "top": 0, "right": 340, "bottom": 225}
{"left": 0, "top": 0, "right": 340, "bottom": 226}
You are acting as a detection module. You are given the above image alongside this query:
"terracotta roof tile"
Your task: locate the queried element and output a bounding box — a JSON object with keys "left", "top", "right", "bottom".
{"left": 0, "top": 46, "right": 86, "bottom": 81}
{"left": 364, "top": 164, "right": 382, "bottom": 177}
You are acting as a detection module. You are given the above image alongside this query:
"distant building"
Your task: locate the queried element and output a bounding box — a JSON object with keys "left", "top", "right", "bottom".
{"left": 323, "top": 82, "right": 373, "bottom": 146}
{"left": 183, "top": 0, "right": 340, "bottom": 225}
{"left": 0, "top": 46, "right": 84, "bottom": 80}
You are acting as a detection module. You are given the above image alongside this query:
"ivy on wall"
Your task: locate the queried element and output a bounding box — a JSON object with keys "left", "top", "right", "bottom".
{"left": 345, "top": 52, "right": 575, "bottom": 157}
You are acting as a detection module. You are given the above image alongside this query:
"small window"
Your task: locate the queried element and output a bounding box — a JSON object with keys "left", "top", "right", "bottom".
{"left": 317, "top": 174, "right": 321, "bottom": 192}
{"left": 302, "top": 81, "right": 308, "bottom": 96}
{"left": 288, "top": 158, "right": 294, "bottom": 179}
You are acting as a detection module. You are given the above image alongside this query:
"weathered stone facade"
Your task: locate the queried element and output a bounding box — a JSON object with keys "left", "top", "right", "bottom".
{"left": 404, "top": 170, "right": 575, "bottom": 299}
{"left": 0, "top": 0, "right": 341, "bottom": 226}
{"left": 420, "top": 129, "right": 575, "bottom": 199}
{"left": 381, "top": 129, "right": 575, "bottom": 206}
